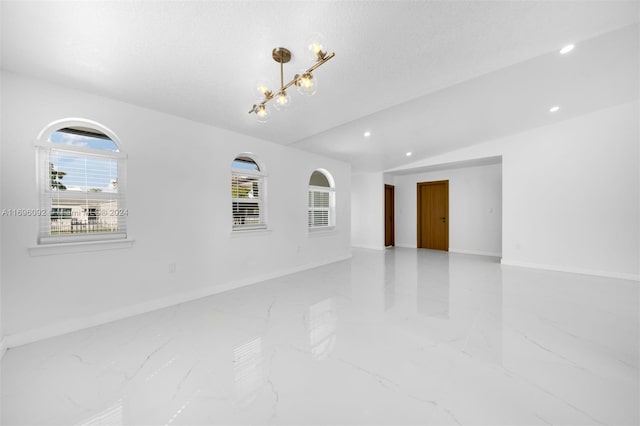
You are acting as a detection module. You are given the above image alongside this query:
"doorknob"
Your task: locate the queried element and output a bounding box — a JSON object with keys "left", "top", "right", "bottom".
{"left": 440, "top": 217, "right": 446, "bottom": 223}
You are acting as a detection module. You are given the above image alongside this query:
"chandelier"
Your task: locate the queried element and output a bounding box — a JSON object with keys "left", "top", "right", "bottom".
{"left": 248, "top": 35, "right": 335, "bottom": 123}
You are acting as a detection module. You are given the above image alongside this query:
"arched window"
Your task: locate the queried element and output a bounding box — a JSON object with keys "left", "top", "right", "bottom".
{"left": 36, "top": 119, "right": 127, "bottom": 244}
{"left": 308, "top": 169, "right": 335, "bottom": 229}
{"left": 232, "top": 154, "right": 266, "bottom": 230}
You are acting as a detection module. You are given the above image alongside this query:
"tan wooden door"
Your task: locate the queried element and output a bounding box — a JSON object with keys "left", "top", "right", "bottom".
{"left": 385, "top": 184, "right": 395, "bottom": 247}
{"left": 417, "top": 180, "right": 448, "bottom": 251}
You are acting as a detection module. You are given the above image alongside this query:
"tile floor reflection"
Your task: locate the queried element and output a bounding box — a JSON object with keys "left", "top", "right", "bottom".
{"left": 2, "top": 248, "right": 638, "bottom": 425}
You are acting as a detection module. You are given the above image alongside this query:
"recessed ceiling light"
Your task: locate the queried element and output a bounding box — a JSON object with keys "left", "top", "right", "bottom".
{"left": 560, "top": 44, "right": 575, "bottom": 55}
{"left": 549, "top": 106, "right": 560, "bottom": 113}
{"left": 363, "top": 131, "right": 371, "bottom": 137}
{"left": 406, "top": 152, "right": 412, "bottom": 157}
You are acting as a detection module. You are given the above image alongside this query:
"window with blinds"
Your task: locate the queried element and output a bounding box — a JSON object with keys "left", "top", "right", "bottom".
{"left": 37, "top": 124, "right": 127, "bottom": 244}
{"left": 232, "top": 155, "right": 266, "bottom": 230}
{"left": 308, "top": 190, "right": 330, "bottom": 227}
{"left": 308, "top": 169, "right": 335, "bottom": 229}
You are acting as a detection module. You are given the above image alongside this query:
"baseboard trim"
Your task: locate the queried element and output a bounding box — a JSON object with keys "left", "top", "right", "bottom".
{"left": 395, "top": 243, "right": 417, "bottom": 249}
{"left": 500, "top": 259, "right": 640, "bottom": 281}
{"left": 351, "top": 244, "right": 385, "bottom": 251}
{"left": 449, "top": 248, "right": 502, "bottom": 258}
{"left": 5, "top": 253, "right": 353, "bottom": 349}
{"left": 392, "top": 245, "right": 501, "bottom": 258}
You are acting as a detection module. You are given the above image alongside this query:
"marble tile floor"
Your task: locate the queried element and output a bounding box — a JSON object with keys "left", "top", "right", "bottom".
{"left": 2, "top": 248, "right": 639, "bottom": 425}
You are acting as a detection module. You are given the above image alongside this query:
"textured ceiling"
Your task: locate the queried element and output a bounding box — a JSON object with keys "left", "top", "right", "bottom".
{"left": 2, "top": 1, "right": 638, "bottom": 172}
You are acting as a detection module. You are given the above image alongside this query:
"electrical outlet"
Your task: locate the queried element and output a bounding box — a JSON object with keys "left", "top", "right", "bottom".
{"left": 168, "top": 263, "right": 176, "bottom": 274}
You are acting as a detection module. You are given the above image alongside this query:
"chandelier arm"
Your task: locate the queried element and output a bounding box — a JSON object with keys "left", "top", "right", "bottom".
{"left": 278, "top": 52, "right": 335, "bottom": 94}
{"left": 278, "top": 52, "right": 335, "bottom": 93}
{"left": 305, "top": 51, "right": 335, "bottom": 74}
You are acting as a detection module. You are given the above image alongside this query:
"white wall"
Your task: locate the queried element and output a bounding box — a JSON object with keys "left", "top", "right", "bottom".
{"left": 0, "top": 71, "right": 352, "bottom": 346}
{"left": 388, "top": 101, "right": 639, "bottom": 280}
{"left": 0, "top": 69, "right": 3, "bottom": 359}
{"left": 392, "top": 163, "right": 502, "bottom": 256}
{"left": 500, "top": 102, "right": 638, "bottom": 279}
{"left": 351, "top": 172, "right": 385, "bottom": 250}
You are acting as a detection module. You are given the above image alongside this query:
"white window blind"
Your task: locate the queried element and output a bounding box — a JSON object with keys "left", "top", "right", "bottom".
{"left": 37, "top": 126, "right": 127, "bottom": 244}
{"left": 308, "top": 189, "right": 330, "bottom": 227}
{"left": 232, "top": 156, "right": 266, "bottom": 230}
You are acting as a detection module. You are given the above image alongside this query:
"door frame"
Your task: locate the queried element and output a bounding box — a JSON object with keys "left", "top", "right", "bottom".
{"left": 385, "top": 184, "right": 395, "bottom": 247}
{"left": 416, "top": 180, "right": 449, "bottom": 250}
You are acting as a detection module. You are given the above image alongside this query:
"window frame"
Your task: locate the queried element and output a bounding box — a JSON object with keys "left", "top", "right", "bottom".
{"left": 34, "top": 118, "right": 128, "bottom": 245}
{"left": 231, "top": 154, "right": 267, "bottom": 231}
{"left": 308, "top": 169, "right": 335, "bottom": 231}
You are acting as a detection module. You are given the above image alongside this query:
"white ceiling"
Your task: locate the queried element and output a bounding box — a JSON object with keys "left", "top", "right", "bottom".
{"left": 2, "top": 1, "right": 638, "bottom": 172}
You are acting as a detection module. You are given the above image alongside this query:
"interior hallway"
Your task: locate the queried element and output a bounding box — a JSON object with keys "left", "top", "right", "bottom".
{"left": 2, "top": 248, "right": 638, "bottom": 425}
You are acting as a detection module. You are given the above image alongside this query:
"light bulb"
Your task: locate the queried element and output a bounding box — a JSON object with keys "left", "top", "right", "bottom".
{"left": 274, "top": 90, "right": 291, "bottom": 111}
{"left": 559, "top": 44, "right": 575, "bottom": 55}
{"left": 255, "top": 80, "right": 273, "bottom": 98}
{"left": 295, "top": 72, "right": 318, "bottom": 96}
{"left": 305, "top": 33, "right": 326, "bottom": 61}
{"left": 256, "top": 103, "right": 269, "bottom": 123}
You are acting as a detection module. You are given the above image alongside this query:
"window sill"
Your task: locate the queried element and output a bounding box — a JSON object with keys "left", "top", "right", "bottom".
{"left": 28, "top": 238, "right": 135, "bottom": 257}
{"left": 230, "top": 227, "right": 272, "bottom": 237}
{"left": 308, "top": 226, "right": 336, "bottom": 237}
